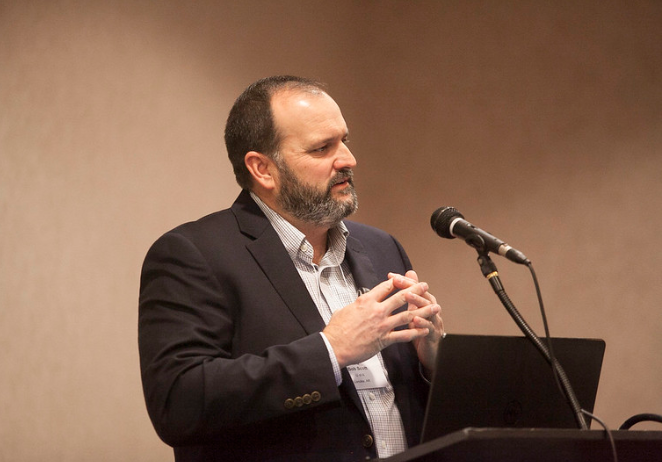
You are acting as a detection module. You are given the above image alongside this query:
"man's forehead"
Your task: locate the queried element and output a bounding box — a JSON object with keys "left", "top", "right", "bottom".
{"left": 271, "top": 87, "right": 331, "bottom": 113}
{"left": 271, "top": 89, "right": 346, "bottom": 138}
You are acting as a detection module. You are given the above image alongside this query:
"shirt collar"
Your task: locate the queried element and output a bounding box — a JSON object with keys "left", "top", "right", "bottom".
{"left": 250, "top": 191, "right": 349, "bottom": 267}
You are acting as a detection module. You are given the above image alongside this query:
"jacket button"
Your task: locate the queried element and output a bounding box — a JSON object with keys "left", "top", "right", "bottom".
{"left": 362, "top": 434, "right": 374, "bottom": 448}
{"left": 311, "top": 391, "right": 321, "bottom": 402}
{"left": 294, "top": 396, "right": 304, "bottom": 407}
{"left": 284, "top": 398, "right": 295, "bottom": 409}
{"left": 302, "top": 394, "right": 312, "bottom": 405}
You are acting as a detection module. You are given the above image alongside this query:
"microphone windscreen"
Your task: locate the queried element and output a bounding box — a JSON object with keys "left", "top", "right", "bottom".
{"left": 430, "top": 207, "right": 464, "bottom": 239}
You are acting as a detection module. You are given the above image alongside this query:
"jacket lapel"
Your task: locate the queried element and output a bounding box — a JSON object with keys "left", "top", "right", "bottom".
{"left": 231, "top": 191, "right": 326, "bottom": 335}
{"left": 345, "top": 234, "right": 380, "bottom": 292}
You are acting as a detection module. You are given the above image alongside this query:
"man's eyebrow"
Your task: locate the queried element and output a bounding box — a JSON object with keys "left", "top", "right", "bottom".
{"left": 312, "top": 131, "right": 349, "bottom": 146}
{"left": 331, "top": 130, "right": 350, "bottom": 142}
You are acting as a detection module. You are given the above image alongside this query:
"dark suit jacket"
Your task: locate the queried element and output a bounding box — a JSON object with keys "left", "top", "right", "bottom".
{"left": 138, "top": 190, "right": 429, "bottom": 461}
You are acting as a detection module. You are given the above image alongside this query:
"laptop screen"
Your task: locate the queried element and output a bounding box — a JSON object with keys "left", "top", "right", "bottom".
{"left": 420, "top": 334, "right": 605, "bottom": 443}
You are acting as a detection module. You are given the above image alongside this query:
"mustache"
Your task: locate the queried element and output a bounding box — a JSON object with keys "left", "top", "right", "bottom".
{"left": 329, "top": 169, "right": 354, "bottom": 187}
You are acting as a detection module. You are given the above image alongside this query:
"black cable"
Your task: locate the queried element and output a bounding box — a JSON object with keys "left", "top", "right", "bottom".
{"left": 476, "top": 252, "right": 588, "bottom": 430}
{"left": 528, "top": 260, "right": 622, "bottom": 462}
{"left": 619, "top": 413, "right": 662, "bottom": 430}
{"left": 526, "top": 262, "right": 564, "bottom": 395}
{"left": 583, "top": 409, "right": 618, "bottom": 462}
{"left": 518, "top": 260, "right": 618, "bottom": 462}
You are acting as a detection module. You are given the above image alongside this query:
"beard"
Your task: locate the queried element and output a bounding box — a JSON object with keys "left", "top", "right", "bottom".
{"left": 275, "top": 161, "right": 359, "bottom": 228}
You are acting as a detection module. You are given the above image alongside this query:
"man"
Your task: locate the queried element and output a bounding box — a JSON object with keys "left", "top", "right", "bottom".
{"left": 139, "top": 75, "right": 444, "bottom": 461}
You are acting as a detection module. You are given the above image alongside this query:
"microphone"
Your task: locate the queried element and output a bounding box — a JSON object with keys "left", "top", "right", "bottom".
{"left": 430, "top": 207, "right": 530, "bottom": 264}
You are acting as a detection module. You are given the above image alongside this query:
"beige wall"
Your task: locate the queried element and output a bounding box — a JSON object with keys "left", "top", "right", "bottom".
{"left": 1, "top": 1, "right": 661, "bottom": 460}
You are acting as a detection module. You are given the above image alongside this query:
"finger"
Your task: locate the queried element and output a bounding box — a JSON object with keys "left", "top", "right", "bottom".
{"left": 385, "top": 326, "right": 430, "bottom": 345}
{"left": 405, "top": 270, "right": 419, "bottom": 282}
{"left": 388, "top": 273, "right": 417, "bottom": 288}
{"left": 410, "top": 316, "right": 436, "bottom": 336}
{"left": 361, "top": 278, "right": 397, "bottom": 303}
{"left": 383, "top": 281, "right": 430, "bottom": 314}
{"left": 390, "top": 273, "right": 437, "bottom": 305}
{"left": 404, "top": 292, "right": 436, "bottom": 310}
{"left": 392, "top": 304, "right": 440, "bottom": 327}
{"left": 415, "top": 304, "right": 441, "bottom": 320}
{"left": 387, "top": 270, "right": 419, "bottom": 282}
{"left": 438, "top": 314, "right": 446, "bottom": 337}
{"left": 422, "top": 311, "right": 446, "bottom": 338}
{"left": 411, "top": 314, "right": 443, "bottom": 336}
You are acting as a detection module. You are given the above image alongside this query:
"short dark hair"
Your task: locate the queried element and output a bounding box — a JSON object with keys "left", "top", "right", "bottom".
{"left": 224, "top": 75, "right": 328, "bottom": 190}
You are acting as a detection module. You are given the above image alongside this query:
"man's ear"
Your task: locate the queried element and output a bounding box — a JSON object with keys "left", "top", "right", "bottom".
{"left": 244, "top": 151, "right": 277, "bottom": 191}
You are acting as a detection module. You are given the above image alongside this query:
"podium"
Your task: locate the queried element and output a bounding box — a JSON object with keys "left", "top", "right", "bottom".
{"left": 381, "top": 428, "right": 662, "bottom": 462}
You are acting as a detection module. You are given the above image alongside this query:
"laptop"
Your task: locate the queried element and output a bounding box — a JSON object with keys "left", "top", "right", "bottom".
{"left": 420, "top": 334, "right": 606, "bottom": 443}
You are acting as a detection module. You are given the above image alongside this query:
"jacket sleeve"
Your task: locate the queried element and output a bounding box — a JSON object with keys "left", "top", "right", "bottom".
{"left": 138, "top": 231, "right": 341, "bottom": 446}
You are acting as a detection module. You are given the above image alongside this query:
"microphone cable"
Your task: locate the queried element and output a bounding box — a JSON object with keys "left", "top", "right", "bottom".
{"left": 477, "top": 254, "right": 587, "bottom": 429}
{"left": 528, "top": 262, "right": 618, "bottom": 462}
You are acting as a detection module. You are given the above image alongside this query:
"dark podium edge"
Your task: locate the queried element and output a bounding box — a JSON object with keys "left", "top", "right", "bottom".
{"left": 379, "top": 428, "right": 662, "bottom": 462}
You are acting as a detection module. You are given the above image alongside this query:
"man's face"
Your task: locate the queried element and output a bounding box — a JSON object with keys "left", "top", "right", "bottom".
{"left": 270, "top": 89, "right": 358, "bottom": 228}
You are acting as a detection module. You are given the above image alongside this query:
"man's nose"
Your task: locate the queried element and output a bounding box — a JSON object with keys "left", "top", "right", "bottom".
{"left": 334, "top": 143, "right": 357, "bottom": 170}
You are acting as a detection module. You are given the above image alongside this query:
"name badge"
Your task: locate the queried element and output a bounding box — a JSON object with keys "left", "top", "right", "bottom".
{"left": 346, "top": 355, "right": 388, "bottom": 390}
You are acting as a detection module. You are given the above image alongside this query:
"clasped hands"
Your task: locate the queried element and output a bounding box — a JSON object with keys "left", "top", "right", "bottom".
{"left": 323, "top": 270, "right": 444, "bottom": 373}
